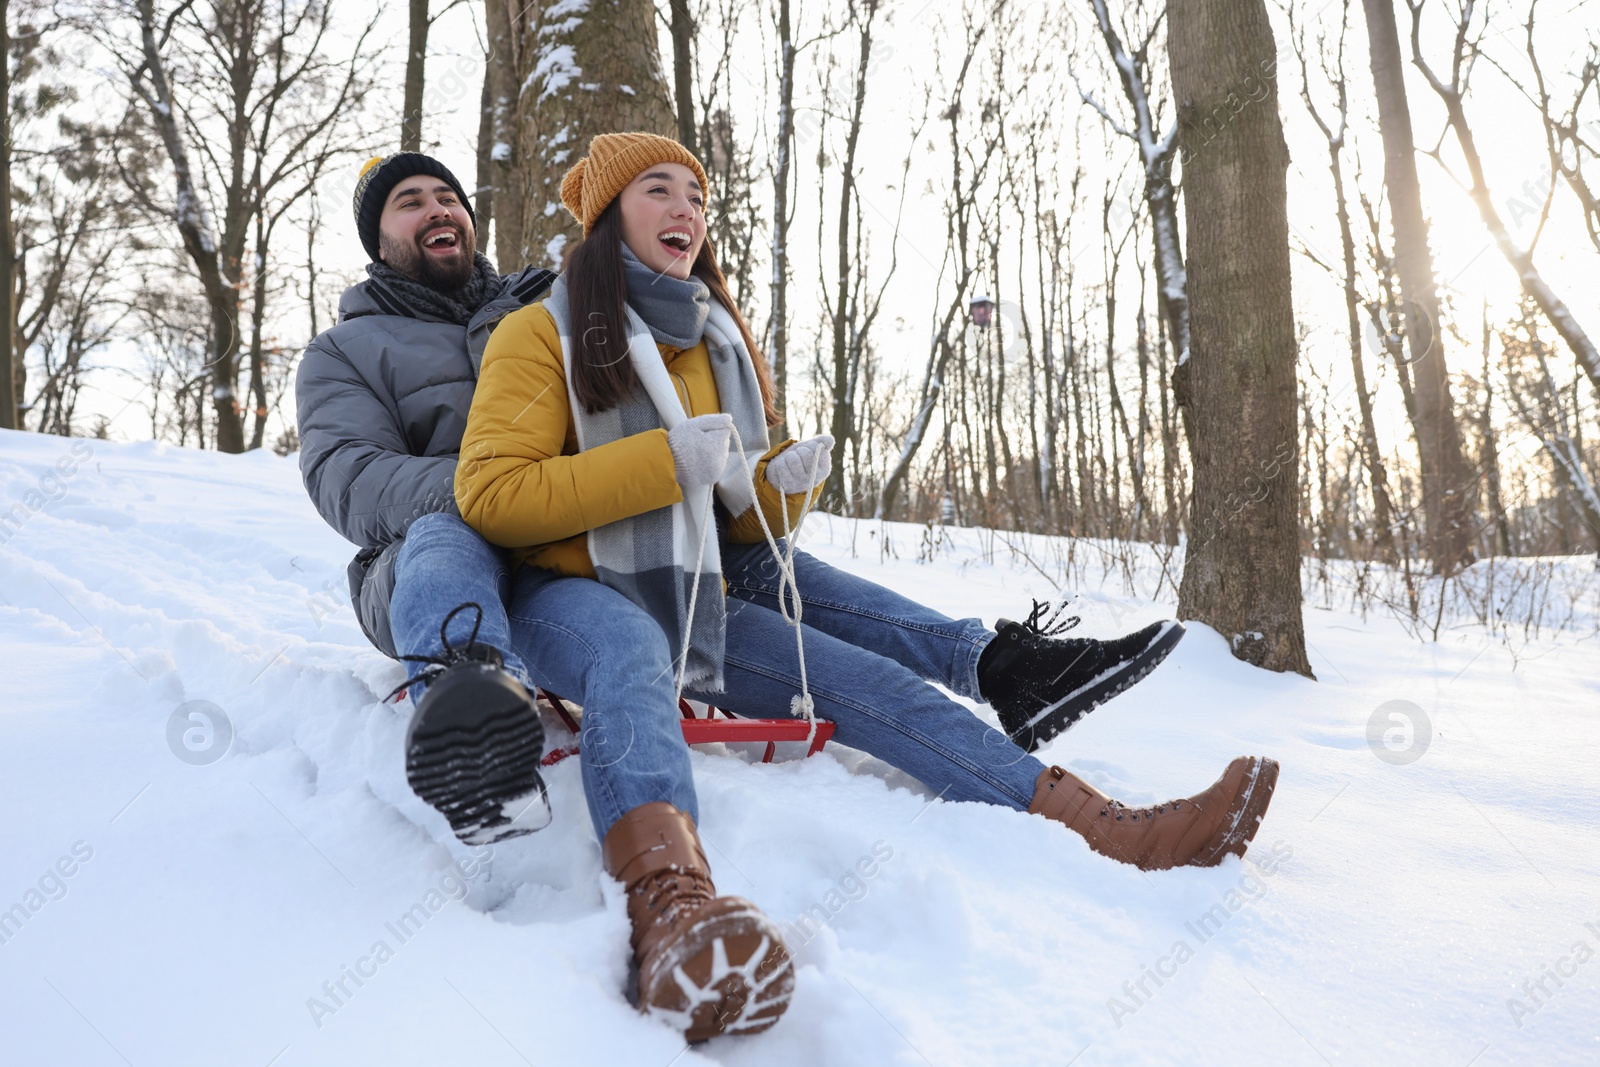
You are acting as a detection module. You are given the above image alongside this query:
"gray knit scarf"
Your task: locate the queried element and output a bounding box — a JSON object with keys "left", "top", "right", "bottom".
{"left": 540, "top": 268, "right": 769, "bottom": 691}
{"left": 366, "top": 253, "right": 505, "bottom": 325}
{"left": 620, "top": 244, "right": 709, "bottom": 348}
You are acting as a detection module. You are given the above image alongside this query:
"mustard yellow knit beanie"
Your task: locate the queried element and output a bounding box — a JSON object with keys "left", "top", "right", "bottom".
{"left": 559, "top": 132, "right": 710, "bottom": 236}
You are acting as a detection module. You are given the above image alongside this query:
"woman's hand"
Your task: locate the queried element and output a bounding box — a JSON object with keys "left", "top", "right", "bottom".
{"left": 766, "top": 434, "right": 834, "bottom": 494}
{"left": 667, "top": 413, "right": 734, "bottom": 488}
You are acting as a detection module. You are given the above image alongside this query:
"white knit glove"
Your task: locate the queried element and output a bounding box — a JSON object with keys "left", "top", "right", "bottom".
{"left": 766, "top": 434, "right": 834, "bottom": 494}
{"left": 666, "top": 413, "right": 734, "bottom": 488}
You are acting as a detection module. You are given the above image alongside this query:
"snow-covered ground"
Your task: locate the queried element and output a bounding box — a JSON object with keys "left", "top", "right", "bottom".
{"left": 2, "top": 429, "right": 1597, "bottom": 1067}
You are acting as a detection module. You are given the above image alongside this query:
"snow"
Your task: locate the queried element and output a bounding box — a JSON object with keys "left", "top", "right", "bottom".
{"left": 531, "top": 45, "right": 580, "bottom": 103}
{"left": 490, "top": 142, "right": 511, "bottom": 163}
{"left": 2, "top": 429, "right": 1598, "bottom": 1066}
{"left": 174, "top": 187, "right": 218, "bottom": 257}
{"left": 539, "top": 0, "right": 589, "bottom": 32}
{"left": 544, "top": 232, "right": 567, "bottom": 268}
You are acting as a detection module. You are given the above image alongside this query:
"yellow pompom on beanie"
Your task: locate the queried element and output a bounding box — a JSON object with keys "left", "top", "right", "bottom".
{"left": 560, "top": 132, "right": 709, "bottom": 236}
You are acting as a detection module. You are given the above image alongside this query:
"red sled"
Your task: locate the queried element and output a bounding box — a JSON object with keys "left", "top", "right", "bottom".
{"left": 537, "top": 690, "right": 835, "bottom": 766}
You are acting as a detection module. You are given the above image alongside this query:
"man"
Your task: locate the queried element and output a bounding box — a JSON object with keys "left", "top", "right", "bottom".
{"left": 297, "top": 152, "right": 557, "bottom": 845}
{"left": 297, "top": 152, "right": 1194, "bottom": 850}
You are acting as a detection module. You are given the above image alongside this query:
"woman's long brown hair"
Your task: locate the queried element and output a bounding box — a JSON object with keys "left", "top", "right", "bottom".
{"left": 563, "top": 200, "right": 780, "bottom": 426}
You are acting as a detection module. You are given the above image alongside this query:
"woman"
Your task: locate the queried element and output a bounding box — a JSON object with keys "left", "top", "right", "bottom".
{"left": 456, "top": 133, "right": 1280, "bottom": 1042}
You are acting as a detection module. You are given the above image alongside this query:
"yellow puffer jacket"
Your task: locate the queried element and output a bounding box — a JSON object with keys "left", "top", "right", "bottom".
{"left": 456, "top": 301, "right": 813, "bottom": 579}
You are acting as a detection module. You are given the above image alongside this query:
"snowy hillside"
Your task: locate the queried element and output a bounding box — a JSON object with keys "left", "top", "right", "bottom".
{"left": 2, "top": 429, "right": 1597, "bottom": 1066}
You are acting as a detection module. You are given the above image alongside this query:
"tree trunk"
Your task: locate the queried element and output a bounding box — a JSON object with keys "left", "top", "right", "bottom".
{"left": 1480, "top": 311, "right": 1513, "bottom": 556}
{"left": 1333, "top": 145, "right": 1396, "bottom": 559}
{"left": 1361, "top": 0, "right": 1475, "bottom": 572}
{"left": 824, "top": 1, "right": 877, "bottom": 509}
{"left": 402, "top": 0, "right": 428, "bottom": 152}
{"left": 1169, "top": 0, "right": 1312, "bottom": 676}
{"left": 489, "top": 0, "right": 675, "bottom": 270}
{"left": 247, "top": 211, "right": 271, "bottom": 450}
{"left": 768, "top": 0, "right": 796, "bottom": 438}
{"left": 474, "top": 57, "right": 495, "bottom": 242}
{"left": 669, "top": 0, "right": 697, "bottom": 155}
{"left": 0, "top": 0, "right": 17, "bottom": 431}
{"left": 485, "top": 0, "right": 520, "bottom": 264}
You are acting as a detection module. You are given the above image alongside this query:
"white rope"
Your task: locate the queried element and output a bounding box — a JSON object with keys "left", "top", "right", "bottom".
{"left": 672, "top": 429, "right": 827, "bottom": 749}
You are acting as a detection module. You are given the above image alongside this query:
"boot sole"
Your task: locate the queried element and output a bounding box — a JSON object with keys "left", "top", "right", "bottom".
{"left": 640, "top": 899, "right": 796, "bottom": 1042}
{"left": 1192, "top": 756, "right": 1280, "bottom": 867}
{"left": 1012, "top": 621, "right": 1186, "bottom": 753}
{"left": 404, "top": 664, "right": 551, "bottom": 846}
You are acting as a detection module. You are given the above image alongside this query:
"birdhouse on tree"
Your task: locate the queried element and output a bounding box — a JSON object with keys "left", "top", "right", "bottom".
{"left": 969, "top": 295, "right": 995, "bottom": 329}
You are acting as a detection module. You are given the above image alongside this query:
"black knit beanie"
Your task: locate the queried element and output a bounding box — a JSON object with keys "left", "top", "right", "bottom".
{"left": 352, "top": 152, "right": 476, "bottom": 261}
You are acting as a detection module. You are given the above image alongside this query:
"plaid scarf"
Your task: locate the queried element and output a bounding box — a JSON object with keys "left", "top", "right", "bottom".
{"left": 365, "top": 253, "right": 505, "bottom": 325}
{"left": 541, "top": 274, "right": 769, "bottom": 692}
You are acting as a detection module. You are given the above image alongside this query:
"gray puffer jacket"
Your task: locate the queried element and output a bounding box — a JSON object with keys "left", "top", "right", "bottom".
{"left": 295, "top": 266, "right": 556, "bottom": 657}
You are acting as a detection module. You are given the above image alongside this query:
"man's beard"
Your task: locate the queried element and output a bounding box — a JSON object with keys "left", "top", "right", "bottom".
{"left": 379, "top": 222, "right": 476, "bottom": 291}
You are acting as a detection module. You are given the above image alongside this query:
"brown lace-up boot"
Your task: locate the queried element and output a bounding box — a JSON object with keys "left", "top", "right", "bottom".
{"left": 1031, "top": 756, "right": 1280, "bottom": 871}
{"left": 602, "top": 802, "right": 794, "bottom": 1041}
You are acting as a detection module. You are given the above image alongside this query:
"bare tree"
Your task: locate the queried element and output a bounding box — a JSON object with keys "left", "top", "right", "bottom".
{"left": 668, "top": 0, "right": 697, "bottom": 154}
{"left": 107, "top": 0, "right": 376, "bottom": 452}
{"left": 1, "top": 0, "right": 19, "bottom": 428}
{"left": 1525, "top": 32, "right": 1600, "bottom": 261}
{"left": 689, "top": 0, "right": 767, "bottom": 312}
{"left": 1292, "top": 0, "right": 1398, "bottom": 560}
{"left": 18, "top": 134, "right": 132, "bottom": 435}
{"left": 877, "top": 3, "right": 1001, "bottom": 520}
{"left": 1169, "top": 0, "right": 1311, "bottom": 675}
{"left": 1361, "top": 0, "right": 1478, "bottom": 572}
{"left": 1079, "top": 0, "right": 1189, "bottom": 428}
{"left": 767, "top": 0, "right": 848, "bottom": 437}
{"left": 1500, "top": 304, "right": 1600, "bottom": 554}
{"left": 819, "top": 0, "right": 882, "bottom": 509}
{"left": 402, "top": 0, "right": 471, "bottom": 153}
{"left": 1411, "top": 0, "right": 1600, "bottom": 402}
{"left": 1477, "top": 307, "right": 1514, "bottom": 555}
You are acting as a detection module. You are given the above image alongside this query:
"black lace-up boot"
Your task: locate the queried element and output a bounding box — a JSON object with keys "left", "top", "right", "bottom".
{"left": 978, "top": 601, "right": 1186, "bottom": 753}
{"left": 390, "top": 603, "right": 550, "bottom": 844}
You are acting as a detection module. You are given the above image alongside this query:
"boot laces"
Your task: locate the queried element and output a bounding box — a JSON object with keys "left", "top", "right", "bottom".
{"left": 638, "top": 867, "right": 714, "bottom": 924}
{"left": 1022, "top": 598, "right": 1082, "bottom": 638}
{"left": 385, "top": 602, "right": 494, "bottom": 702}
{"left": 1101, "top": 798, "right": 1184, "bottom": 822}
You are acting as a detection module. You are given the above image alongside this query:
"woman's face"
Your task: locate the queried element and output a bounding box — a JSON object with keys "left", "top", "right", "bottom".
{"left": 617, "top": 163, "right": 706, "bottom": 280}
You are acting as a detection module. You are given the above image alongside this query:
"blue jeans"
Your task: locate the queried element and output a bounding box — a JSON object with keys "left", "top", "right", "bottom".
{"left": 388, "top": 514, "right": 533, "bottom": 696}
{"left": 509, "top": 566, "right": 1043, "bottom": 842}
{"left": 722, "top": 540, "right": 993, "bottom": 699}
{"left": 385, "top": 515, "right": 1044, "bottom": 843}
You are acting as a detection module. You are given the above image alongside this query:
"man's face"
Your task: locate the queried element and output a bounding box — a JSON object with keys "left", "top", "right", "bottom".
{"left": 376, "top": 174, "right": 476, "bottom": 290}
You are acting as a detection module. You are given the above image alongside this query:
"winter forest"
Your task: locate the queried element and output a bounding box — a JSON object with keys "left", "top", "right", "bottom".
{"left": 2, "top": 0, "right": 1599, "bottom": 1063}
{"left": 4, "top": 0, "right": 1600, "bottom": 669}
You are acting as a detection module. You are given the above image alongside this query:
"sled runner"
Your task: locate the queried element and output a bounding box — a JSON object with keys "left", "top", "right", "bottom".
{"left": 537, "top": 690, "right": 835, "bottom": 766}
